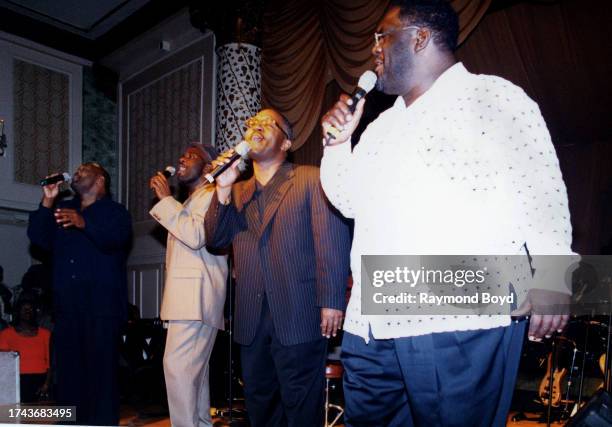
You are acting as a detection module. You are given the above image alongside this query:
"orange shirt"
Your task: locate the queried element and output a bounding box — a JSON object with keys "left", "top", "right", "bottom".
{"left": 0, "top": 327, "right": 50, "bottom": 374}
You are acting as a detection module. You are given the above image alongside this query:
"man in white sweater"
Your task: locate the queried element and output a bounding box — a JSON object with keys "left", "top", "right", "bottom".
{"left": 149, "top": 143, "right": 228, "bottom": 427}
{"left": 320, "top": 0, "right": 573, "bottom": 425}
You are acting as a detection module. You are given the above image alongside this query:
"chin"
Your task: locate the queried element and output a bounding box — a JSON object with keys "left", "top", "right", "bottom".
{"left": 377, "top": 79, "right": 402, "bottom": 96}
{"left": 247, "top": 149, "right": 263, "bottom": 160}
{"left": 375, "top": 76, "right": 392, "bottom": 94}
{"left": 177, "top": 174, "right": 191, "bottom": 184}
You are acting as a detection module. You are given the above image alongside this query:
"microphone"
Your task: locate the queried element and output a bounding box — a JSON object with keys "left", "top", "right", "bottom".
{"left": 161, "top": 166, "right": 176, "bottom": 178}
{"left": 325, "top": 70, "right": 377, "bottom": 141}
{"left": 39, "top": 172, "right": 71, "bottom": 187}
{"left": 204, "top": 141, "right": 250, "bottom": 184}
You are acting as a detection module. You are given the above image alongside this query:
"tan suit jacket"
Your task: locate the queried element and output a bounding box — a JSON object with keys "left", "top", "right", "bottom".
{"left": 150, "top": 184, "right": 228, "bottom": 330}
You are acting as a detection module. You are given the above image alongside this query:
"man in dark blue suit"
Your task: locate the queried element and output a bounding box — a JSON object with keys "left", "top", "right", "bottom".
{"left": 28, "top": 162, "right": 132, "bottom": 426}
{"left": 205, "top": 109, "right": 350, "bottom": 426}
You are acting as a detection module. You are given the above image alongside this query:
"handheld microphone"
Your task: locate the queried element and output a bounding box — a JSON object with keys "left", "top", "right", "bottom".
{"left": 39, "top": 172, "right": 71, "bottom": 187}
{"left": 325, "top": 70, "right": 377, "bottom": 140}
{"left": 161, "top": 166, "right": 176, "bottom": 178}
{"left": 204, "top": 141, "right": 250, "bottom": 184}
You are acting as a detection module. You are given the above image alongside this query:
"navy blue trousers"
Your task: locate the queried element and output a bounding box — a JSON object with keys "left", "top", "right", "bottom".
{"left": 240, "top": 297, "right": 327, "bottom": 427}
{"left": 342, "top": 321, "right": 526, "bottom": 427}
{"left": 54, "top": 315, "right": 121, "bottom": 426}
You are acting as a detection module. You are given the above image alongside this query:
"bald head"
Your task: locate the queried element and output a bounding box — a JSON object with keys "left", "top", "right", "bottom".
{"left": 71, "top": 162, "right": 110, "bottom": 198}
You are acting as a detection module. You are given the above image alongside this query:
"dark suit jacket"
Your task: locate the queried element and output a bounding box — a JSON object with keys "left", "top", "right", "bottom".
{"left": 205, "top": 162, "right": 350, "bottom": 346}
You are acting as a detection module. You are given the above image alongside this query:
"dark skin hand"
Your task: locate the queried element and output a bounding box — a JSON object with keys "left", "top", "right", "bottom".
{"left": 321, "top": 308, "right": 343, "bottom": 338}
{"left": 149, "top": 172, "right": 172, "bottom": 199}
{"left": 511, "top": 289, "right": 571, "bottom": 341}
{"left": 321, "top": 96, "right": 365, "bottom": 146}
{"left": 41, "top": 174, "right": 60, "bottom": 208}
{"left": 40, "top": 173, "right": 86, "bottom": 229}
{"left": 54, "top": 208, "right": 85, "bottom": 229}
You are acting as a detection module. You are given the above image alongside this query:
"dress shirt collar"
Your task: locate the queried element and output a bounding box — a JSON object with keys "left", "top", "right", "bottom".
{"left": 241, "top": 161, "right": 294, "bottom": 207}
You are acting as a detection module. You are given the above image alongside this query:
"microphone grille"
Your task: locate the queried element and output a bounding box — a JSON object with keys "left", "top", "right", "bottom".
{"left": 164, "top": 166, "right": 176, "bottom": 177}
{"left": 358, "top": 70, "right": 377, "bottom": 93}
{"left": 234, "top": 140, "right": 251, "bottom": 157}
{"left": 62, "top": 172, "right": 72, "bottom": 182}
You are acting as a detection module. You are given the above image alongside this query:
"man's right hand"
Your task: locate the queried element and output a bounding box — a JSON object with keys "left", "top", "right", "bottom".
{"left": 320, "top": 95, "right": 366, "bottom": 146}
{"left": 149, "top": 172, "right": 172, "bottom": 200}
{"left": 41, "top": 174, "right": 60, "bottom": 208}
{"left": 213, "top": 149, "right": 241, "bottom": 203}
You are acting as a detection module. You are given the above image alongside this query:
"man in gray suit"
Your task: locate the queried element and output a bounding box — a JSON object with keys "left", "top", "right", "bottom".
{"left": 149, "top": 143, "right": 228, "bottom": 427}
{"left": 205, "top": 109, "right": 351, "bottom": 426}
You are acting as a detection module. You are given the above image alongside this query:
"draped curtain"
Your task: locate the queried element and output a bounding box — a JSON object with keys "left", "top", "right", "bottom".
{"left": 455, "top": 0, "right": 612, "bottom": 254}
{"left": 262, "top": 0, "right": 492, "bottom": 150}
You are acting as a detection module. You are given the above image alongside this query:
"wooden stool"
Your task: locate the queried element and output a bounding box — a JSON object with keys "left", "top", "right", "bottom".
{"left": 325, "top": 362, "right": 344, "bottom": 427}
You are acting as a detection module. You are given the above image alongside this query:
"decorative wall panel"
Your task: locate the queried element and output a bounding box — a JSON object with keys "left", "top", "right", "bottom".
{"left": 13, "top": 59, "right": 69, "bottom": 185}
{"left": 127, "top": 60, "right": 202, "bottom": 221}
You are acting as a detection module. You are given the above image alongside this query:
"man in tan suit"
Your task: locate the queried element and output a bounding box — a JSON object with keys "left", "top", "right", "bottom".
{"left": 149, "top": 143, "right": 228, "bottom": 427}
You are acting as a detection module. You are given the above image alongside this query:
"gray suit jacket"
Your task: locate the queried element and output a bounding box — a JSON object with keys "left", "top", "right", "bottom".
{"left": 205, "top": 162, "right": 350, "bottom": 345}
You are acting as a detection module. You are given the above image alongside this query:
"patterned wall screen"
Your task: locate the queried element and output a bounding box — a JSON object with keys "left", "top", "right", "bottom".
{"left": 13, "top": 60, "right": 70, "bottom": 185}
{"left": 215, "top": 43, "right": 261, "bottom": 152}
{"left": 128, "top": 60, "right": 202, "bottom": 222}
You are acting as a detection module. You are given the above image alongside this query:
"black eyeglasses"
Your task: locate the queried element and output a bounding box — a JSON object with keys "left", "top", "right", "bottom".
{"left": 374, "top": 26, "right": 420, "bottom": 46}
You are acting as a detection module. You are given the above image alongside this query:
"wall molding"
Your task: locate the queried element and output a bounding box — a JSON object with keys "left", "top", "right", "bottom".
{"left": 0, "top": 30, "right": 91, "bottom": 66}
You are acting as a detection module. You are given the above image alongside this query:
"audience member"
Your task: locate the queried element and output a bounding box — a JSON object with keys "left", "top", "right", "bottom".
{"left": 0, "top": 299, "right": 51, "bottom": 403}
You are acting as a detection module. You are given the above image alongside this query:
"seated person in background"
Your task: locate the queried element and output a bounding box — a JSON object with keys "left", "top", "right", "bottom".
{"left": 0, "top": 299, "right": 51, "bottom": 403}
{"left": 0, "top": 265, "right": 13, "bottom": 324}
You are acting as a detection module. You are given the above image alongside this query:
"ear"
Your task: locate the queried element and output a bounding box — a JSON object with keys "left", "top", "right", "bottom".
{"left": 95, "top": 175, "right": 106, "bottom": 192}
{"left": 281, "top": 138, "right": 292, "bottom": 152}
{"left": 414, "top": 28, "right": 432, "bottom": 53}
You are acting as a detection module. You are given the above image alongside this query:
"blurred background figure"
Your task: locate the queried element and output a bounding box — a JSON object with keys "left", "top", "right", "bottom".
{"left": 0, "top": 265, "right": 13, "bottom": 327}
{"left": 0, "top": 298, "right": 51, "bottom": 403}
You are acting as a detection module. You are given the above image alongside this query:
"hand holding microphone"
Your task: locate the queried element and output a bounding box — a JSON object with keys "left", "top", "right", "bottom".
{"left": 321, "top": 70, "right": 377, "bottom": 146}
{"left": 205, "top": 140, "right": 250, "bottom": 185}
{"left": 40, "top": 172, "right": 71, "bottom": 187}
{"left": 149, "top": 166, "right": 176, "bottom": 200}
{"left": 40, "top": 172, "right": 70, "bottom": 208}
{"left": 208, "top": 141, "right": 250, "bottom": 204}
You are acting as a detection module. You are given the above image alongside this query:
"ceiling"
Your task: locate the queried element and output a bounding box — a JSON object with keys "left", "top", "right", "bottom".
{"left": 0, "top": 0, "right": 153, "bottom": 38}
{"left": 0, "top": 0, "right": 537, "bottom": 64}
{"left": 0, "top": 0, "right": 192, "bottom": 60}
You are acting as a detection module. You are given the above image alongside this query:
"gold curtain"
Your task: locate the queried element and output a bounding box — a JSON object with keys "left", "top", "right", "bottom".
{"left": 262, "top": 0, "right": 492, "bottom": 150}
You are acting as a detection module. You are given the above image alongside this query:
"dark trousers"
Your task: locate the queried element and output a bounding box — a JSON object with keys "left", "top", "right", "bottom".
{"left": 342, "top": 320, "right": 526, "bottom": 427}
{"left": 240, "top": 298, "right": 327, "bottom": 427}
{"left": 54, "top": 314, "right": 121, "bottom": 426}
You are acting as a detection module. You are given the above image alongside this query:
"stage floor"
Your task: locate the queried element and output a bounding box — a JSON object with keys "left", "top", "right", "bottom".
{"left": 118, "top": 408, "right": 567, "bottom": 426}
